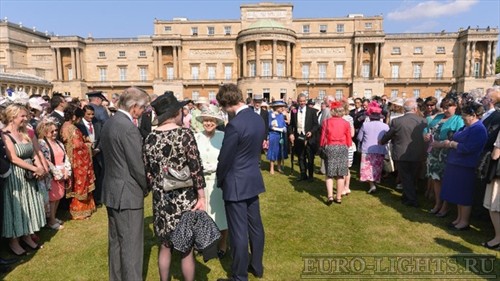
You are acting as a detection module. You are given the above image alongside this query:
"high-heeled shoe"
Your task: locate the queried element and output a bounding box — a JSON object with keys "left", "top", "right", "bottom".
{"left": 481, "top": 241, "right": 500, "bottom": 250}
{"left": 20, "top": 239, "right": 42, "bottom": 251}
{"left": 435, "top": 210, "right": 449, "bottom": 218}
{"left": 9, "top": 245, "right": 28, "bottom": 256}
{"left": 326, "top": 197, "right": 334, "bottom": 206}
{"left": 333, "top": 198, "right": 342, "bottom": 204}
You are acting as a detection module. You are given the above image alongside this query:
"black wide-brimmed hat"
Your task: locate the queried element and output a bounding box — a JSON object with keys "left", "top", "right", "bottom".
{"left": 86, "top": 91, "right": 108, "bottom": 101}
{"left": 151, "top": 91, "right": 187, "bottom": 125}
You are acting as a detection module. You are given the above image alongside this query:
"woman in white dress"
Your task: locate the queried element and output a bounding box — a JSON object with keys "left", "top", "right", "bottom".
{"left": 194, "top": 106, "right": 228, "bottom": 258}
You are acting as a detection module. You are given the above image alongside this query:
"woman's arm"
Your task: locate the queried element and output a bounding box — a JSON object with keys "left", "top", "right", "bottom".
{"left": 2, "top": 134, "right": 44, "bottom": 176}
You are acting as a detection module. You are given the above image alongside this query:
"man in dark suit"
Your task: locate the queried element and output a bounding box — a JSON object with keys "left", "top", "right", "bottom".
{"left": 87, "top": 91, "right": 110, "bottom": 127}
{"left": 380, "top": 98, "right": 427, "bottom": 207}
{"left": 138, "top": 94, "right": 158, "bottom": 139}
{"left": 288, "top": 93, "right": 320, "bottom": 181}
{"left": 49, "top": 94, "right": 67, "bottom": 128}
{"left": 216, "top": 84, "right": 266, "bottom": 281}
{"left": 100, "top": 87, "right": 150, "bottom": 281}
{"left": 250, "top": 94, "right": 269, "bottom": 139}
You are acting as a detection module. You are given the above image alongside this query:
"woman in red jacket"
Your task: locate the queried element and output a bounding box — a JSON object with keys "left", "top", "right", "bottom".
{"left": 320, "top": 101, "right": 352, "bottom": 205}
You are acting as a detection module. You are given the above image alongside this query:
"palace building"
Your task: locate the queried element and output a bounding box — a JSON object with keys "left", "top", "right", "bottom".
{"left": 0, "top": 2, "right": 498, "bottom": 101}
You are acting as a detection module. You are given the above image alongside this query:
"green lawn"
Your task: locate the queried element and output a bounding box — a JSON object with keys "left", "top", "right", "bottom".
{"left": 1, "top": 157, "right": 499, "bottom": 280}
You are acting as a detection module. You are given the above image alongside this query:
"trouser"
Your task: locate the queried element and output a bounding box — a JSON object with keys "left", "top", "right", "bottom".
{"left": 397, "top": 161, "right": 421, "bottom": 204}
{"left": 295, "top": 139, "right": 315, "bottom": 178}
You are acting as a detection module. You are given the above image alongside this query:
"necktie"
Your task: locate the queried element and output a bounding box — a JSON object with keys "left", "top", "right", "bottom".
{"left": 88, "top": 122, "right": 93, "bottom": 134}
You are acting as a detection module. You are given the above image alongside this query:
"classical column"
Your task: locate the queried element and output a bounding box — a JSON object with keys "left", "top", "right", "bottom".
{"left": 353, "top": 43, "right": 358, "bottom": 78}
{"left": 486, "top": 41, "right": 492, "bottom": 76}
{"left": 56, "top": 48, "right": 63, "bottom": 81}
{"left": 52, "top": 48, "right": 59, "bottom": 80}
{"left": 374, "top": 43, "right": 379, "bottom": 77}
{"left": 173, "top": 46, "right": 178, "bottom": 79}
{"left": 158, "top": 46, "right": 163, "bottom": 79}
{"left": 75, "top": 48, "right": 81, "bottom": 80}
{"left": 358, "top": 43, "right": 364, "bottom": 77}
{"left": 272, "top": 40, "right": 277, "bottom": 77}
{"left": 286, "top": 42, "right": 291, "bottom": 77}
{"left": 153, "top": 47, "right": 158, "bottom": 79}
{"left": 492, "top": 41, "right": 498, "bottom": 76}
{"left": 70, "top": 48, "right": 76, "bottom": 80}
{"left": 242, "top": 43, "right": 247, "bottom": 77}
{"left": 469, "top": 41, "right": 476, "bottom": 77}
{"left": 177, "top": 46, "right": 183, "bottom": 79}
{"left": 464, "top": 42, "right": 470, "bottom": 77}
{"left": 378, "top": 43, "right": 384, "bottom": 78}
{"left": 255, "top": 40, "right": 260, "bottom": 77}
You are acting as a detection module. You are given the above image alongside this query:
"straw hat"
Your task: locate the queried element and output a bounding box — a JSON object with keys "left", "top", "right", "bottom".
{"left": 390, "top": 97, "right": 404, "bottom": 107}
{"left": 195, "top": 105, "right": 224, "bottom": 125}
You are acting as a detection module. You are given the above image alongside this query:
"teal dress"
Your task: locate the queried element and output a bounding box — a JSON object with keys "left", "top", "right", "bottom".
{"left": 2, "top": 141, "right": 46, "bottom": 238}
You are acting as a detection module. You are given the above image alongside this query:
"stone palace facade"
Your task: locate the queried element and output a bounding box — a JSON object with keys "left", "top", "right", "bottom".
{"left": 0, "top": 2, "right": 498, "bottom": 101}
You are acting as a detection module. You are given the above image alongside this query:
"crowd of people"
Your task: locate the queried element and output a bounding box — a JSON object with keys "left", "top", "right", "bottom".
{"left": 0, "top": 84, "right": 499, "bottom": 280}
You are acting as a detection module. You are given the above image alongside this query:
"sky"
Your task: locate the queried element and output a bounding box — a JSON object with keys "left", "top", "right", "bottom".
{"left": 0, "top": 0, "right": 499, "bottom": 43}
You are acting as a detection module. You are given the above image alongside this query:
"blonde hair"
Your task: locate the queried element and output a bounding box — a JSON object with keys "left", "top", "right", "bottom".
{"left": 1, "top": 104, "right": 30, "bottom": 141}
{"left": 36, "top": 119, "right": 57, "bottom": 140}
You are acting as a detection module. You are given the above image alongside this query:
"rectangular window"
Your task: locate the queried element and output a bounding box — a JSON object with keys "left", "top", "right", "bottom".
{"left": 246, "top": 89, "right": 253, "bottom": 99}
{"left": 164, "top": 26, "right": 172, "bottom": 32}
{"left": 207, "top": 26, "right": 215, "bottom": 36}
{"left": 224, "top": 65, "right": 232, "bottom": 80}
{"left": 364, "top": 89, "right": 372, "bottom": 99}
{"left": 224, "top": 26, "right": 231, "bottom": 35}
{"left": 436, "top": 46, "right": 445, "bottom": 54}
{"left": 436, "top": 64, "right": 444, "bottom": 79}
{"left": 207, "top": 64, "right": 216, "bottom": 80}
{"left": 413, "top": 89, "right": 420, "bottom": 98}
{"left": 318, "top": 90, "right": 326, "bottom": 101}
{"left": 119, "top": 51, "right": 126, "bottom": 57}
{"left": 191, "top": 27, "right": 198, "bottom": 36}
{"left": 166, "top": 65, "right": 174, "bottom": 80}
{"left": 191, "top": 65, "right": 199, "bottom": 80}
{"left": 67, "top": 67, "right": 73, "bottom": 80}
{"left": 98, "top": 51, "right": 106, "bottom": 58}
{"left": 335, "top": 89, "right": 343, "bottom": 100}
{"left": 362, "top": 63, "right": 370, "bottom": 78}
{"left": 365, "top": 22, "right": 372, "bottom": 29}
{"left": 302, "top": 63, "right": 310, "bottom": 79}
{"left": 261, "top": 61, "right": 271, "bottom": 77}
{"left": 434, "top": 89, "right": 442, "bottom": 99}
{"left": 473, "top": 62, "right": 481, "bottom": 78}
{"left": 139, "top": 67, "right": 147, "bottom": 81}
{"left": 391, "top": 89, "right": 399, "bottom": 98}
{"left": 302, "top": 25, "right": 310, "bottom": 33}
{"left": 391, "top": 47, "right": 401, "bottom": 55}
{"left": 319, "top": 25, "right": 327, "bottom": 33}
{"left": 208, "top": 91, "right": 216, "bottom": 101}
{"left": 192, "top": 91, "right": 199, "bottom": 101}
{"left": 336, "top": 24, "right": 344, "bottom": 33}
{"left": 119, "top": 67, "right": 127, "bottom": 81}
{"left": 318, "top": 63, "right": 327, "bottom": 79}
{"left": 249, "top": 61, "right": 256, "bottom": 77}
{"left": 277, "top": 61, "right": 285, "bottom": 77}
{"left": 99, "top": 67, "right": 107, "bottom": 82}
{"left": 391, "top": 64, "right": 400, "bottom": 79}
{"left": 414, "top": 47, "right": 423, "bottom": 54}
{"left": 335, "top": 63, "right": 344, "bottom": 79}
{"left": 139, "top": 51, "right": 146, "bottom": 57}
{"left": 413, "top": 64, "right": 422, "bottom": 79}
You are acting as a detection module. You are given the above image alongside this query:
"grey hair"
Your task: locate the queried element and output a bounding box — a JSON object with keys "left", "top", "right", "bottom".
{"left": 118, "top": 87, "right": 150, "bottom": 111}
{"left": 403, "top": 98, "right": 417, "bottom": 113}
{"left": 297, "top": 93, "right": 307, "bottom": 100}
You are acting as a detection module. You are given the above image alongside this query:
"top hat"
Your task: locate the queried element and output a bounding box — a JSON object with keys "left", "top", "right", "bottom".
{"left": 151, "top": 92, "right": 188, "bottom": 125}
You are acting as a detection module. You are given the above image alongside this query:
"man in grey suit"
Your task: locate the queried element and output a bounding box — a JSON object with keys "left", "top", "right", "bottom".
{"left": 380, "top": 98, "right": 426, "bottom": 207}
{"left": 100, "top": 87, "right": 150, "bottom": 281}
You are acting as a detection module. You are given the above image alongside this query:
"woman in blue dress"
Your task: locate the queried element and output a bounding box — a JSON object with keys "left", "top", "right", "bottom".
{"left": 267, "top": 100, "right": 288, "bottom": 175}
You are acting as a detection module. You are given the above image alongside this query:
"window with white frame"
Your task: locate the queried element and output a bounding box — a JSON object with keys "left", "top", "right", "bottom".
{"left": 224, "top": 65, "right": 232, "bottom": 80}
{"left": 391, "top": 89, "right": 398, "bottom": 98}
{"left": 318, "top": 90, "right": 326, "bottom": 100}
{"left": 248, "top": 61, "right": 256, "bottom": 77}
{"left": 224, "top": 26, "right": 231, "bottom": 35}
{"left": 166, "top": 65, "right": 174, "bottom": 80}
{"left": 414, "top": 47, "right": 423, "bottom": 54}
{"left": 391, "top": 47, "right": 401, "bottom": 55}
{"left": 164, "top": 26, "right": 172, "bottom": 32}
{"left": 262, "top": 61, "right": 271, "bottom": 77}
{"left": 207, "top": 64, "right": 216, "bottom": 80}
{"left": 139, "top": 50, "right": 146, "bottom": 57}
{"left": 413, "top": 89, "right": 420, "bottom": 98}
{"left": 436, "top": 46, "right": 445, "bottom": 54}
{"left": 192, "top": 91, "right": 199, "bottom": 101}
{"left": 280, "top": 88, "right": 287, "bottom": 99}
{"left": 319, "top": 25, "right": 327, "bottom": 33}
{"left": 473, "top": 61, "right": 480, "bottom": 78}
{"left": 364, "top": 89, "right": 373, "bottom": 99}
{"left": 335, "top": 89, "right": 343, "bottom": 100}
{"left": 391, "top": 64, "right": 400, "bottom": 79}
{"left": 207, "top": 26, "right": 215, "bottom": 36}
{"left": 208, "top": 90, "right": 216, "bottom": 101}
{"left": 365, "top": 22, "right": 372, "bottom": 29}
{"left": 191, "top": 65, "right": 199, "bottom": 80}
{"left": 302, "top": 24, "right": 310, "bottom": 33}
{"left": 302, "top": 63, "right": 310, "bottom": 79}
{"left": 67, "top": 67, "right": 73, "bottom": 80}
{"left": 413, "top": 64, "right": 422, "bottom": 79}
{"left": 277, "top": 61, "right": 285, "bottom": 77}
{"left": 336, "top": 24, "right": 344, "bottom": 33}
{"left": 119, "top": 67, "right": 127, "bottom": 81}
{"left": 98, "top": 51, "right": 106, "bottom": 58}
{"left": 435, "top": 63, "right": 444, "bottom": 79}
{"left": 139, "top": 66, "right": 147, "bottom": 81}
{"left": 318, "top": 63, "right": 327, "bottom": 79}
{"left": 246, "top": 89, "right": 253, "bottom": 98}
{"left": 191, "top": 27, "right": 198, "bottom": 35}
{"left": 362, "top": 63, "right": 370, "bottom": 78}
{"left": 99, "top": 67, "right": 107, "bottom": 82}
{"left": 434, "top": 89, "right": 442, "bottom": 99}
{"left": 335, "top": 63, "right": 344, "bottom": 79}
{"left": 119, "top": 51, "right": 126, "bottom": 57}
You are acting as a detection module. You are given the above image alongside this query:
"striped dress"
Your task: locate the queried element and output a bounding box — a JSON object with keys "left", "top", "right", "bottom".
{"left": 2, "top": 141, "right": 46, "bottom": 238}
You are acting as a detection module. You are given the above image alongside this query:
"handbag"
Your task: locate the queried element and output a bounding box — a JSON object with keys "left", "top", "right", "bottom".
{"left": 319, "top": 147, "right": 327, "bottom": 159}
{"left": 163, "top": 145, "right": 193, "bottom": 192}
{"left": 477, "top": 151, "right": 492, "bottom": 181}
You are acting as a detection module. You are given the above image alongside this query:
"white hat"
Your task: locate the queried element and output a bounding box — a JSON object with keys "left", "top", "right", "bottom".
{"left": 390, "top": 97, "right": 404, "bottom": 107}
{"left": 195, "top": 96, "right": 209, "bottom": 104}
{"left": 28, "top": 97, "right": 49, "bottom": 112}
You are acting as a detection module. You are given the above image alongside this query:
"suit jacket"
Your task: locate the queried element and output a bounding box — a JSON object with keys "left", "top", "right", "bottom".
{"left": 0, "top": 134, "right": 11, "bottom": 177}
{"left": 100, "top": 111, "right": 148, "bottom": 210}
{"left": 380, "top": 113, "right": 427, "bottom": 162}
{"left": 216, "top": 108, "right": 266, "bottom": 201}
{"left": 76, "top": 119, "right": 102, "bottom": 148}
{"left": 89, "top": 103, "right": 110, "bottom": 126}
{"left": 49, "top": 111, "right": 64, "bottom": 127}
{"left": 250, "top": 107, "right": 269, "bottom": 136}
{"left": 289, "top": 106, "right": 320, "bottom": 147}
{"left": 138, "top": 110, "right": 153, "bottom": 140}
{"left": 482, "top": 110, "right": 500, "bottom": 152}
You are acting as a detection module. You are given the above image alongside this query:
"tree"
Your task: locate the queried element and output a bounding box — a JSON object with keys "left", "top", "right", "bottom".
{"left": 496, "top": 56, "right": 500, "bottom": 74}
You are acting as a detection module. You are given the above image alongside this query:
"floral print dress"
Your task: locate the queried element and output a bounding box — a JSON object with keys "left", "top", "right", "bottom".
{"left": 143, "top": 127, "right": 206, "bottom": 246}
